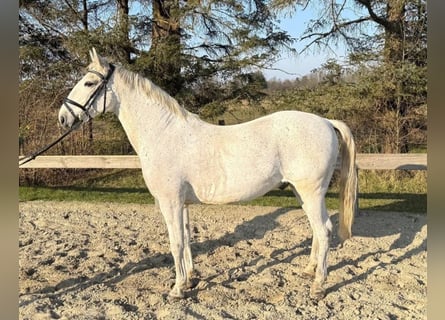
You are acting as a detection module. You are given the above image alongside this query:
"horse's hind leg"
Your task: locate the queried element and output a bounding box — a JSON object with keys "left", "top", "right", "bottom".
{"left": 302, "top": 236, "right": 319, "bottom": 278}
{"left": 294, "top": 183, "right": 332, "bottom": 300}
{"left": 306, "top": 198, "right": 332, "bottom": 300}
{"left": 290, "top": 185, "right": 318, "bottom": 278}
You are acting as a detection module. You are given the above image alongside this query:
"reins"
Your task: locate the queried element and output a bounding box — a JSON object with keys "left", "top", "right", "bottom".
{"left": 19, "top": 63, "right": 115, "bottom": 168}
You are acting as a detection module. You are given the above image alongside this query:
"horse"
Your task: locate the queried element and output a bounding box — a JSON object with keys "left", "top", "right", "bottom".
{"left": 58, "top": 48, "right": 358, "bottom": 300}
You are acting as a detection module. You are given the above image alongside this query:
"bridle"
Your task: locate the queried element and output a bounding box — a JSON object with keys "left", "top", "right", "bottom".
{"left": 63, "top": 63, "right": 115, "bottom": 123}
{"left": 19, "top": 63, "right": 116, "bottom": 167}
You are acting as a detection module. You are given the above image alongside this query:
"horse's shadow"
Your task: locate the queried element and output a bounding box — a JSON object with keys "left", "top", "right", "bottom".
{"left": 20, "top": 203, "right": 426, "bottom": 306}
{"left": 325, "top": 208, "right": 426, "bottom": 295}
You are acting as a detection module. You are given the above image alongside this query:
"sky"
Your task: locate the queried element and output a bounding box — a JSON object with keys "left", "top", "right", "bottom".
{"left": 262, "top": 9, "right": 349, "bottom": 80}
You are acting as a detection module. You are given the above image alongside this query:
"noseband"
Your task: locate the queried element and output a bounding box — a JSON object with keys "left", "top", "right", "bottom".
{"left": 63, "top": 63, "right": 115, "bottom": 122}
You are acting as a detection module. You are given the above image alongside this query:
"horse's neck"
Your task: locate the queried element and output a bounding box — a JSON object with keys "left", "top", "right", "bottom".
{"left": 111, "top": 77, "right": 189, "bottom": 155}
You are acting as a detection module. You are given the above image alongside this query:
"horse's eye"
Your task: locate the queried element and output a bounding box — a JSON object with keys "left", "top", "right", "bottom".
{"left": 84, "top": 81, "right": 96, "bottom": 87}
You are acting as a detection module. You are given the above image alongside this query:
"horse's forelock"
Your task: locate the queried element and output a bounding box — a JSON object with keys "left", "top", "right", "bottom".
{"left": 87, "top": 60, "right": 107, "bottom": 75}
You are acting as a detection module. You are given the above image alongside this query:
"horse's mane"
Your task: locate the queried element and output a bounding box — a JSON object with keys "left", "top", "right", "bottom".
{"left": 115, "top": 66, "right": 189, "bottom": 119}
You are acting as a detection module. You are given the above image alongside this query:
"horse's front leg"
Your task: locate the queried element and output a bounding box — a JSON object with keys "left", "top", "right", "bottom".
{"left": 183, "top": 205, "right": 195, "bottom": 288}
{"left": 158, "top": 199, "right": 188, "bottom": 299}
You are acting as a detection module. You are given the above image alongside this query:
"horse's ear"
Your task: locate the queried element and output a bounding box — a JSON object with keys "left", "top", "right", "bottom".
{"left": 89, "top": 47, "right": 107, "bottom": 68}
{"left": 90, "top": 47, "right": 103, "bottom": 64}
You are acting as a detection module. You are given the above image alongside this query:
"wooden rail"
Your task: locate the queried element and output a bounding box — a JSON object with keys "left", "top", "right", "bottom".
{"left": 19, "top": 154, "right": 427, "bottom": 170}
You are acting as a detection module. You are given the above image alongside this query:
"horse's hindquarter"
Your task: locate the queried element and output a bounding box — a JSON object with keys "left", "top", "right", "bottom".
{"left": 275, "top": 112, "right": 339, "bottom": 179}
{"left": 184, "top": 111, "right": 338, "bottom": 204}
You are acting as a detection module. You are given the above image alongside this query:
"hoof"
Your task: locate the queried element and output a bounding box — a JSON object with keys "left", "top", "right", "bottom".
{"left": 310, "top": 285, "right": 326, "bottom": 301}
{"left": 301, "top": 265, "right": 316, "bottom": 279}
{"left": 168, "top": 287, "right": 185, "bottom": 301}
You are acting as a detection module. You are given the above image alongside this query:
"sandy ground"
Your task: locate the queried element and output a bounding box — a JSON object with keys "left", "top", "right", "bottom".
{"left": 19, "top": 201, "right": 426, "bottom": 320}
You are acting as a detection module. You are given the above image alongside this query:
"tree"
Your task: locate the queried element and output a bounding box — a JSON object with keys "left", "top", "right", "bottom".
{"left": 133, "top": 0, "right": 296, "bottom": 104}
{"left": 273, "top": 0, "right": 427, "bottom": 65}
{"left": 272, "top": 0, "right": 427, "bottom": 152}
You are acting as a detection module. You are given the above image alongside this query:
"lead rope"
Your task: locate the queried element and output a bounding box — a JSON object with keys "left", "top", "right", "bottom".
{"left": 18, "top": 121, "right": 84, "bottom": 167}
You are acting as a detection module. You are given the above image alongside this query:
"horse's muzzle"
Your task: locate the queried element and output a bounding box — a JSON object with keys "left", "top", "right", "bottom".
{"left": 58, "top": 112, "right": 82, "bottom": 131}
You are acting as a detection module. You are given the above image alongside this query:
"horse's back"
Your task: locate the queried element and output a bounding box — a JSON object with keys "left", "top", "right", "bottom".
{"left": 192, "top": 109, "right": 339, "bottom": 174}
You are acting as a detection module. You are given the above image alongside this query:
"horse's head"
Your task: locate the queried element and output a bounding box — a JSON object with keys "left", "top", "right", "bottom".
{"left": 58, "top": 48, "right": 115, "bottom": 130}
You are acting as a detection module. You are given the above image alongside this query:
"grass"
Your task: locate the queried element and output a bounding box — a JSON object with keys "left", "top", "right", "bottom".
{"left": 19, "top": 169, "right": 427, "bottom": 213}
{"left": 19, "top": 186, "right": 154, "bottom": 204}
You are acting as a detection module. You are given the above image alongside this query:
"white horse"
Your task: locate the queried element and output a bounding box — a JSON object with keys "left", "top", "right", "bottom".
{"left": 58, "top": 49, "right": 358, "bottom": 300}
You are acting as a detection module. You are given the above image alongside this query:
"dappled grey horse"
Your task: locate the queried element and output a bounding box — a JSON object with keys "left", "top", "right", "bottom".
{"left": 58, "top": 49, "right": 358, "bottom": 300}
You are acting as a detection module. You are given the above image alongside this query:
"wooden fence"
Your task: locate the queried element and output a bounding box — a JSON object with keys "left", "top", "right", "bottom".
{"left": 19, "top": 154, "right": 427, "bottom": 170}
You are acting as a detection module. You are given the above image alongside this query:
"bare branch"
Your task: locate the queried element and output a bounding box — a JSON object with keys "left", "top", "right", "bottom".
{"left": 300, "top": 16, "right": 371, "bottom": 54}
{"left": 257, "top": 65, "right": 299, "bottom": 76}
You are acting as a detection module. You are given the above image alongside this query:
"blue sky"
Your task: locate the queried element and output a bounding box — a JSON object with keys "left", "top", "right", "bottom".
{"left": 262, "top": 9, "right": 349, "bottom": 80}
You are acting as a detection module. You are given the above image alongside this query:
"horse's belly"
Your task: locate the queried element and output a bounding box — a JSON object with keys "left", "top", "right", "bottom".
{"left": 190, "top": 170, "right": 283, "bottom": 204}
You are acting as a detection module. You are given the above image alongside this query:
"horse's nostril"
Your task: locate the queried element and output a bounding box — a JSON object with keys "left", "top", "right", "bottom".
{"left": 60, "top": 115, "right": 65, "bottom": 125}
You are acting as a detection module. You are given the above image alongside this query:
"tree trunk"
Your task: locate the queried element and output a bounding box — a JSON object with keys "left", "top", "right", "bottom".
{"left": 147, "top": 0, "right": 182, "bottom": 95}
{"left": 116, "top": 0, "right": 131, "bottom": 63}
{"left": 383, "top": 0, "right": 405, "bottom": 64}
{"left": 383, "top": 0, "right": 410, "bottom": 153}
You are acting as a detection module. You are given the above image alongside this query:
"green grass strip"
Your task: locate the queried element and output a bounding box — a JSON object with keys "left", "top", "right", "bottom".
{"left": 19, "top": 186, "right": 426, "bottom": 213}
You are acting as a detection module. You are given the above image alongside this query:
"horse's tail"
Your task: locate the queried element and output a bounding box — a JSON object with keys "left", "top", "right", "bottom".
{"left": 328, "top": 119, "right": 358, "bottom": 243}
